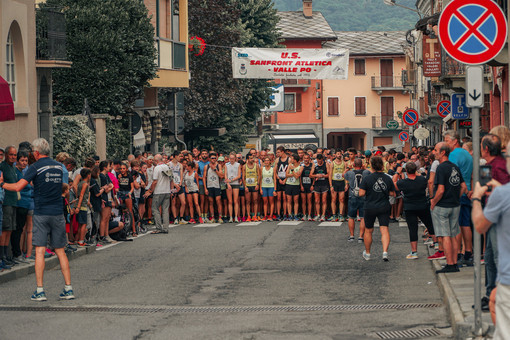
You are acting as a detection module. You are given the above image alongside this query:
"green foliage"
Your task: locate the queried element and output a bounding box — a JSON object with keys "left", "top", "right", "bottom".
{"left": 41, "top": 0, "right": 157, "bottom": 116}
{"left": 53, "top": 116, "right": 96, "bottom": 165}
{"left": 106, "top": 118, "right": 130, "bottom": 161}
{"left": 186, "top": 0, "right": 280, "bottom": 152}
{"left": 272, "top": 0, "right": 419, "bottom": 31}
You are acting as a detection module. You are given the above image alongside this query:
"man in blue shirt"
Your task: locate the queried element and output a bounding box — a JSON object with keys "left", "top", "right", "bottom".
{"left": 472, "top": 140, "right": 510, "bottom": 339}
{"left": 1, "top": 138, "right": 74, "bottom": 301}
{"left": 444, "top": 130, "right": 474, "bottom": 266}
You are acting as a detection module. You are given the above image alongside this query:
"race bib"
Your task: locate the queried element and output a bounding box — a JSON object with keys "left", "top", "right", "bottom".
{"left": 246, "top": 178, "right": 255, "bottom": 185}
{"left": 287, "top": 177, "right": 296, "bottom": 184}
{"left": 334, "top": 173, "right": 343, "bottom": 180}
{"left": 264, "top": 177, "right": 273, "bottom": 184}
{"left": 302, "top": 177, "right": 311, "bottom": 185}
{"left": 278, "top": 171, "right": 286, "bottom": 179}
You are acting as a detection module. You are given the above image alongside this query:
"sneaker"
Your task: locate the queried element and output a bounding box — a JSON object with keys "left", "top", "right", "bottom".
{"left": 59, "top": 288, "right": 75, "bottom": 300}
{"left": 0, "top": 260, "right": 12, "bottom": 270}
{"left": 31, "top": 290, "right": 47, "bottom": 301}
{"left": 356, "top": 216, "right": 361, "bottom": 222}
{"left": 179, "top": 219, "right": 188, "bottom": 225}
{"left": 234, "top": 217, "right": 239, "bottom": 223}
{"left": 105, "top": 236, "right": 117, "bottom": 244}
{"left": 428, "top": 251, "right": 446, "bottom": 260}
{"left": 436, "top": 264, "right": 460, "bottom": 273}
{"left": 362, "top": 250, "right": 371, "bottom": 261}
{"left": 423, "top": 238, "right": 434, "bottom": 245}
{"left": 348, "top": 236, "right": 355, "bottom": 242}
{"left": 406, "top": 252, "right": 418, "bottom": 260}
{"left": 319, "top": 215, "right": 325, "bottom": 222}
{"left": 308, "top": 215, "right": 313, "bottom": 221}
{"left": 189, "top": 219, "right": 196, "bottom": 224}
{"left": 241, "top": 216, "right": 247, "bottom": 222}
{"left": 357, "top": 237, "right": 364, "bottom": 244}
{"left": 15, "top": 255, "right": 30, "bottom": 264}
{"left": 383, "top": 252, "right": 389, "bottom": 262}
{"left": 26, "top": 255, "right": 35, "bottom": 262}
{"left": 434, "top": 243, "right": 439, "bottom": 250}
{"left": 339, "top": 216, "right": 345, "bottom": 222}
{"left": 246, "top": 216, "right": 252, "bottom": 222}
{"left": 397, "top": 216, "right": 405, "bottom": 222}
{"left": 173, "top": 219, "right": 179, "bottom": 225}
{"left": 327, "top": 215, "right": 335, "bottom": 221}
{"left": 198, "top": 217, "right": 205, "bottom": 224}
{"left": 218, "top": 218, "right": 224, "bottom": 224}
{"left": 313, "top": 215, "right": 319, "bottom": 221}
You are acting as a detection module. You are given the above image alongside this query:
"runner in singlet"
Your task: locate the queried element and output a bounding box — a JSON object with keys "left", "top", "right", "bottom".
{"left": 311, "top": 153, "right": 330, "bottom": 221}
{"left": 285, "top": 154, "right": 302, "bottom": 221}
{"left": 273, "top": 146, "right": 289, "bottom": 220}
{"left": 329, "top": 150, "right": 347, "bottom": 222}
{"left": 203, "top": 152, "right": 224, "bottom": 223}
{"left": 225, "top": 152, "right": 241, "bottom": 222}
{"left": 169, "top": 151, "right": 186, "bottom": 224}
{"left": 243, "top": 153, "right": 260, "bottom": 222}
{"left": 184, "top": 162, "right": 203, "bottom": 224}
{"left": 300, "top": 154, "right": 313, "bottom": 221}
{"left": 260, "top": 157, "right": 275, "bottom": 221}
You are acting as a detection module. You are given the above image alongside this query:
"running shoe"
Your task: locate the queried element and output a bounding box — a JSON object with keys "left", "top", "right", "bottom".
{"left": 0, "top": 260, "right": 12, "bottom": 270}
{"left": 189, "top": 219, "right": 196, "bottom": 224}
{"left": 198, "top": 217, "right": 205, "bottom": 224}
{"left": 319, "top": 216, "right": 325, "bottom": 222}
{"left": 179, "top": 219, "right": 188, "bottom": 225}
{"left": 357, "top": 237, "right": 364, "bottom": 244}
{"left": 241, "top": 216, "right": 247, "bottom": 222}
{"left": 173, "top": 219, "right": 179, "bottom": 225}
{"left": 308, "top": 216, "right": 313, "bottom": 221}
{"left": 428, "top": 251, "right": 446, "bottom": 260}
{"left": 362, "top": 250, "right": 371, "bottom": 261}
{"left": 234, "top": 217, "right": 239, "bottom": 223}
{"left": 423, "top": 238, "right": 434, "bottom": 245}
{"left": 246, "top": 216, "right": 252, "bottom": 222}
{"left": 327, "top": 215, "right": 335, "bottom": 221}
{"left": 293, "top": 215, "right": 299, "bottom": 221}
{"left": 356, "top": 216, "right": 361, "bottom": 222}
{"left": 313, "top": 215, "right": 319, "bottom": 221}
{"left": 59, "top": 288, "right": 75, "bottom": 300}
{"left": 31, "top": 290, "right": 47, "bottom": 301}
{"left": 436, "top": 264, "right": 460, "bottom": 273}
{"left": 382, "top": 252, "right": 389, "bottom": 262}
{"left": 300, "top": 215, "right": 305, "bottom": 221}
{"left": 434, "top": 243, "right": 439, "bottom": 250}
{"left": 406, "top": 252, "right": 418, "bottom": 260}
{"left": 348, "top": 236, "right": 355, "bottom": 242}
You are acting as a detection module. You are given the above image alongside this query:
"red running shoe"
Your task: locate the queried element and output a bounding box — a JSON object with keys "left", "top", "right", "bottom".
{"left": 428, "top": 251, "right": 446, "bottom": 260}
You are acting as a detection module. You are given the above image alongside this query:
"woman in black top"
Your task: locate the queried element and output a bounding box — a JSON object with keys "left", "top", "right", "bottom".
{"left": 117, "top": 163, "right": 136, "bottom": 236}
{"left": 89, "top": 166, "right": 104, "bottom": 243}
{"left": 359, "top": 156, "right": 395, "bottom": 261}
{"left": 394, "top": 162, "right": 436, "bottom": 260}
{"left": 99, "top": 161, "right": 114, "bottom": 242}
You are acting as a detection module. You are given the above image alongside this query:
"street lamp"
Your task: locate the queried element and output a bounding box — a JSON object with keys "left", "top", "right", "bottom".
{"left": 383, "top": 0, "right": 423, "bottom": 18}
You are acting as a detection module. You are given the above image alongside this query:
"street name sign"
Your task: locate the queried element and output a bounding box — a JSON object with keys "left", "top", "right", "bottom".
{"left": 437, "top": 100, "right": 451, "bottom": 118}
{"left": 466, "top": 65, "right": 484, "bottom": 108}
{"left": 403, "top": 109, "right": 419, "bottom": 126}
{"left": 452, "top": 93, "right": 469, "bottom": 119}
{"left": 386, "top": 120, "right": 399, "bottom": 130}
{"left": 399, "top": 131, "right": 409, "bottom": 142}
{"left": 438, "top": 0, "right": 508, "bottom": 65}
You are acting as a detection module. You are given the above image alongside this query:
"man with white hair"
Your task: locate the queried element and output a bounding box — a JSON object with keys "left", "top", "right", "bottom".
{"left": 472, "top": 140, "right": 510, "bottom": 339}
{"left": 0, "top": 138, "right": 74, "bottom": 301}
{"left": 147, "top": 154, "right": 172, "bottom": 233}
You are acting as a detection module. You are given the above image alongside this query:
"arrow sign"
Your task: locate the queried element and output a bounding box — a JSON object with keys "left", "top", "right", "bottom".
{"left": 466, "top": 66, "right": 484, "bottom": 108}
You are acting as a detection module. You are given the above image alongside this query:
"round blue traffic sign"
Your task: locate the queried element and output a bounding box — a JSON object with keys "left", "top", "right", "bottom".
{"left": 399, "top": 131, "right": 409, "bottom": 142}
{"left": 439, "top": 0, "right": 507, "bottom": 65}
{"left": 403, "top": 109, "right": 419, "bottom": 126}
{"left": 437, "top": 100, "right": 451, "bottom": 118}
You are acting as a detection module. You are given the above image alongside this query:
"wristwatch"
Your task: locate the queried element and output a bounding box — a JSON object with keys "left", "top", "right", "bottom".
{"left": 0, "top": 182, "right": 4, "bottom": 188}
{"left": 471, "top": 197, "right": 482, "bottom": 203}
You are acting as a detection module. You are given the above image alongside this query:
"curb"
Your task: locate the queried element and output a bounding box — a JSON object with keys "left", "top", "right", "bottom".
{"left": 0, "top": 245, "right": 96, "bottom": 284}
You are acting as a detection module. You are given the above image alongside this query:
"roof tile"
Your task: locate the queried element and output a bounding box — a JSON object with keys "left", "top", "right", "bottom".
{"left": 324, "top": 31, "right": 407, "bottom": 55}
{"left": 277, "top": 11, "right": 337, "bottom": 40}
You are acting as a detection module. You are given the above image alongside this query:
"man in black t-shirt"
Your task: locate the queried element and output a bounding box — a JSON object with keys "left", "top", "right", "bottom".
{"left": 430, "top": 142, "right": 467, "bottom": 273}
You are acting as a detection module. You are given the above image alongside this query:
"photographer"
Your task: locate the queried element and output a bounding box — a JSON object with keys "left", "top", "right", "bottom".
{"left": 393, "top": 162, "right": 436, "bottom": 259}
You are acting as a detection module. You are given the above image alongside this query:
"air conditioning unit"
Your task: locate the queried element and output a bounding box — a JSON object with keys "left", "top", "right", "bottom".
{"left": 316, "top": 82, "right": 320, "bottom": 90}
{"left": 266, "top": 124, "right": 279, "bottom": 130}
{"left": 316, "top": 92, "right": 320, "bottom": 99}
{"left": 315, "top": 100, "right": 320, "bottom": 108}
{"left": 315, "top": 110, "right": 321, "bottom": 119}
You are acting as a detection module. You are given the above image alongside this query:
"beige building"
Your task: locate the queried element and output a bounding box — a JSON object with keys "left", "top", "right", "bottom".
{"left": 323, "top": 31, "right": 411, "bottom": 151}
{"left": 0, "top": 0, "right": 38, "bottom": 147}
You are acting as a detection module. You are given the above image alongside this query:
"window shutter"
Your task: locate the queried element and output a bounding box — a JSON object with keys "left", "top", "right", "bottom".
{"left": 296, "top": 93, "right": 302, "bottom": 112}
{"left": 328, "top": 98, "right": 338, "bottom": 116}
{"left": 361, "top": 97, "right": 366, "bottom": 115}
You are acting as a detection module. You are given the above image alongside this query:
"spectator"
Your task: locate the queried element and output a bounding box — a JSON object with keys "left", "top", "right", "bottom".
{"left": 148, "top": 154, "right": 171, "bottom": 234}
{"left": 0, "top": 146, "right": 17, "bottom": 267}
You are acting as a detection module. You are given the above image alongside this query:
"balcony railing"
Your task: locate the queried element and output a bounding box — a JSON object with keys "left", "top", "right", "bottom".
{"left": 372, "top": 116, "right": 402, "bottom": 129}
{"left": 371, "top": 76, "right": 405, "bottom": 90}
{"left": 402, "top": 69, "right": 417, "bottom": 86}
{"left": 36, "top": 8, "right": 67, "bottom": 60}
{"left": 441, "top": 49, "right": 491, "bottom": 78}
{"left": 280, "top": 79, "right": 311, "bottom": 87}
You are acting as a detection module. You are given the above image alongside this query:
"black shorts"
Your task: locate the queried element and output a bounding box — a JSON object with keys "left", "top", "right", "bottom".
{"left": 364, "top": 206, "right": 391, "bottom": 229}
{"left": 76, "top": 210, "right": 88, "bottom": 225}
{"left": 276, "top": 182, "right": 286, "bottom": 192}
{"left": 313, "top": 182, "right": 329, "bottom": 193}
{"left": 221, "top": 189, "right": 227, "bottom": 200}
{"left": 332, "top": 181, "right": 345, "bottom": 192}
{"left": 247, "top": 186, "right": 258, "bottom": 193}
{"left": 108, "top": 220, "right": 120, "bottom": 230}
{"left": 285, "top": 185, "right": 300, "bottom": 196}
{"left": 207, "top": 187, "right": 221, "bottom": 198}
{"left": 301, "top": 185, "right": 312, "bottom": 194}
{"left": 174, "top": 187, "right": 185, "bottom": 195}
{"left": 239, "top": 187, "right": 245, "bottom": 197}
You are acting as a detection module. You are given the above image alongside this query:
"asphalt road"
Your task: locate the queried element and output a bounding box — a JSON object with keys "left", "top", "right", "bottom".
{"left": 0, "top": 220, "right": 452, "bottom": 339}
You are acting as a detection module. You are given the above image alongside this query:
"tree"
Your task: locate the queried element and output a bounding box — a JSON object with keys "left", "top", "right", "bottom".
{"left": 40, "top": 0, "right": 157, "bottom": 116}
{"left": 185, "top": 0, "right": 280, "bottom": 151}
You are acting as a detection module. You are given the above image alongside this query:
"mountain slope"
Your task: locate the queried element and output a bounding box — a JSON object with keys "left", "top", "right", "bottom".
{"left": 273, "top": 0, "right": 419, "bottom": 31}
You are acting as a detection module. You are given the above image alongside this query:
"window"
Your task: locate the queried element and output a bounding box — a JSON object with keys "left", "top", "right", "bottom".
{"left": 327, "top": 97, "right": 339, "bottom": 116}
{"left": 172, "top": 0, "right": 180, "bottom": 41}
{"left": 284, "top": 93, "right": 301, "bottom": 112}
{"left": 355, "top": 97, "right": 366, "bottom": 116}
{"left": 354, "top": 59, "right": 365, "bottom": 75}
{"left": 5, "top": 31, "right": 15, "bottom": 101}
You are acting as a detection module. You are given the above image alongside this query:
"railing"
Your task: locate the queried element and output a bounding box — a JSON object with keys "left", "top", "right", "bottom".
{"left": 442, "top": 49, "right": 491, "bottom": 78}
{"left": 371, "top": 76, "right": 404, "bottom": 89}
{"left": 280, "top": 79, "right": 312, "bottom": 87}
{"left": 36, "top": 8, "right": 67, "bottom": 60}
{"left": 372, "top": 116, "right": 401, "bottom": 129}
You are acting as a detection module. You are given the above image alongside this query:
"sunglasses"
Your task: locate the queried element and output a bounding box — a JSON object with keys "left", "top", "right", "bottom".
{"left": 210, "top": 157, "right": 217, "bottom": 160}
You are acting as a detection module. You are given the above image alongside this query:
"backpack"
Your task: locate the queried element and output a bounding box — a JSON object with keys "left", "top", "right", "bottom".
{"left": 352, "top": 170, "right": 364, "bottom": 197}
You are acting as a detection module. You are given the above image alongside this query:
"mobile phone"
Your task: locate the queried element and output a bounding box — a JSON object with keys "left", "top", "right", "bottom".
{"left": 480, "top": 165, "right": 492, "bottom": 188}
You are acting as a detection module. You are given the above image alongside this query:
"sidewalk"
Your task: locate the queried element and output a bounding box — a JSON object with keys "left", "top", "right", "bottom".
{"left": 427, "top": 244, "right": 495, "bottom": 339}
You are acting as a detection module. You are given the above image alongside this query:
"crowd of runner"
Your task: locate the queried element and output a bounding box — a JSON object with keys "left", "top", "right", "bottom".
{"left": 0, "top": 126, "right": 509, "bottom": 313}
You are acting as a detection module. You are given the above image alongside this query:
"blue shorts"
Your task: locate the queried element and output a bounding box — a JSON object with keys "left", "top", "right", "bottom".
{"left": 459, "top": 195, "right": 472, "bottom": 227}
{"left": 0, "top": 205, "right": 2, "bottom": 236}
{"left": 261, "top": 187, "right": 274, "bottom": 197}
{"left": 348, "top": 196, "right": 365, "bottom": 219}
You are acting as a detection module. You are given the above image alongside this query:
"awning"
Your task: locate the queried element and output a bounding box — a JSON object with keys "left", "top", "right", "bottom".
{"left": 268, "top": 130, "right": 319, "bottom": 150}
{"left": 0, "top": 76, "right": 14, "bottom": 122}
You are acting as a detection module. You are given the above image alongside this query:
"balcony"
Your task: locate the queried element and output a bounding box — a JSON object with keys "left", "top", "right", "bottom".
{"left": 402, "top": 69, "right": 417, "bottom": 86}
{"left": 36, "top": 8, "right": 71, "bottom": 68}
{"left": 280, "top": 79, "right": 312, "bottom": 87}
{"left": 156, "top": 39, "right": 186, "bottom": 70}
{"left": 372, "top": 116, "right": 403, "bottom": 129}
{"left": 371, "top": 76, "right": 406, "bottom": 93}
{"left": 441, "top": 48, "right": 492, "bottom": 91}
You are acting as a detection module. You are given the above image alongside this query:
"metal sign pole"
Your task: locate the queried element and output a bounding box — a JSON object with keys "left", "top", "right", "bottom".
{"left": 471, "top": 106, "right": 482, "bottom": 336}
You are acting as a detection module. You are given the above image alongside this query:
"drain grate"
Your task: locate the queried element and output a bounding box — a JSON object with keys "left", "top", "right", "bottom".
{"left": 375, "top": 328, "right": 442, "bottom": 339}
{"left": 0, "top": 303, "right": 441, "bottom": 314}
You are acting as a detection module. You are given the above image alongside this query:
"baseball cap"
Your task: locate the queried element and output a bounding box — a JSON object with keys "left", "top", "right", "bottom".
{"left": 147, "top": 155, "right": 154, "bottom": 160}
{"left": 364, "top": 150, "right": 372, "bottom": 157}
{"left": 218, "top": 156, "right": 225, "bottom": 161}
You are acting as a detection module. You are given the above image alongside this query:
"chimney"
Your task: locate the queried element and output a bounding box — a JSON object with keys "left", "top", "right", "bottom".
{"left": 303, "top": 0, "right": 313, "bottom": 18}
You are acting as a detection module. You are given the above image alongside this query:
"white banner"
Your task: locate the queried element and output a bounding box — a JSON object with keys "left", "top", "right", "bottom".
{"left": 232, "top": 48, "right": 349, "bottom": 80}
